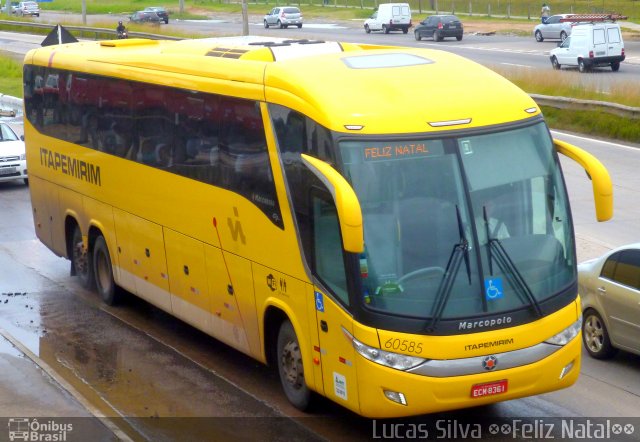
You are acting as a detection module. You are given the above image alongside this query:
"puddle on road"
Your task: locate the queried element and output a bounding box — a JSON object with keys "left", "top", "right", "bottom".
{"left": 0, "top": 287, "right": 321, "bottom": 440}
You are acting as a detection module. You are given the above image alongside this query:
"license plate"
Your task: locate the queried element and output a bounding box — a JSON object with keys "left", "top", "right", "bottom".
{"left": 471, "top": 379, "right": 508, "bottom": 398}
{"left": 0, "top": 167, "right": 17, "bottom": 176}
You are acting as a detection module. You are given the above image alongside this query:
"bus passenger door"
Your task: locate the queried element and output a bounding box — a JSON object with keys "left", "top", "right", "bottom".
{"left": 311, "top": 193, "right": 360, "bottom": 413}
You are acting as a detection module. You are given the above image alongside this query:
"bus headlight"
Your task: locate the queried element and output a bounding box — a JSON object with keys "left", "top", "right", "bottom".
{"left": 545, "top": 317, "right": 582, "bottom": 346}
{"left": 342, "top": 327, "right": 426, "bottom": 371}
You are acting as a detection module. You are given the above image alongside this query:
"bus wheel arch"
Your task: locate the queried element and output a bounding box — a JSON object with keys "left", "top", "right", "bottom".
{"left": 264, "top": 306, "right": 313, "bottom": 411}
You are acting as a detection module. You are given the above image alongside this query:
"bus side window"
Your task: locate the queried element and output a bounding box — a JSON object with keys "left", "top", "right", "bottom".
{"left": 312, "top": 192, "right": 349, "bottom": 305}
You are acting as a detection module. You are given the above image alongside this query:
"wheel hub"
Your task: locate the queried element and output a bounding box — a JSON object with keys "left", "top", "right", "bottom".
{"left": 281, "top": 340, "right": 303, "bottom": 388}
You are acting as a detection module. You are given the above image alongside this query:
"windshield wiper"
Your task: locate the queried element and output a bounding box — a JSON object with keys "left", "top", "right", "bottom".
{"left": 426, "top": 206, "right": 471, "bottom": 332}
{"left": 483, "top": 206, "right": 544, "bottom": 318}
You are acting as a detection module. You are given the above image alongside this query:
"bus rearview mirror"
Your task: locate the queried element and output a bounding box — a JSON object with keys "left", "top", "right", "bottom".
{"left": 554, "top": 139, "right": 613, "bottom": 222}
{"left": 301, "top": 154, "right": 364, "bottom": 253}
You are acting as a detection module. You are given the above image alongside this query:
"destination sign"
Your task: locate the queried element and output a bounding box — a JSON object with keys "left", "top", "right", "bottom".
{"left": 362, "top": 142, "right": 440, "bottom": 162}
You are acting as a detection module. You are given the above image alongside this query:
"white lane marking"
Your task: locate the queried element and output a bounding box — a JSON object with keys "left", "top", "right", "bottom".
{"left": 500, "top": 62, "right": 532, "bottom": 68}
{"left": 551, "top": 130, "right": 640, "bottom": 151}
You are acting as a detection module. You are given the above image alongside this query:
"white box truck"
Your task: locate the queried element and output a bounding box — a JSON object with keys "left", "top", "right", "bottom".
{"left": 549, "top": 15, "right": 626, "bottom": 72}
{"left": 364, "top": 3, "right": 412, "bottom": 34}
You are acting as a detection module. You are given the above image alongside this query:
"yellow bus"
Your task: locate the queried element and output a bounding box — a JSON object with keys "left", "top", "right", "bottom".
{"left": 24, "top": 36, "right": 612, "bottom": 418}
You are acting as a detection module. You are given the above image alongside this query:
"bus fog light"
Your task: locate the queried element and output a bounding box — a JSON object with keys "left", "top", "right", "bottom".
{"left": 559, "top": 360, "right": 575, "bottom": 379}
{"left": 383, "top": 389, "right": 407, "bottom": 406}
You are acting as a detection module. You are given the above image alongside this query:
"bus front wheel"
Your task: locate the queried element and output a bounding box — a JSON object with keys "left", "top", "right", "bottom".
{"left": 93, "top": 235, "right": 121, "bottom": 305}
{"left": 277, "top": 320, "right": 312, "bottom": 410}
{"left": 71, "top": 226, "right": 94, "bottom": 289}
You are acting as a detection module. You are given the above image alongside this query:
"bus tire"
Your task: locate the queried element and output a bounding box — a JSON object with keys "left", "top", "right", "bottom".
{"left": 277, "top": 320, "right": 312, "bottom": 410}
{"left": 582, "top": 309, "right": 617, "bottom": 359}
{"left": 71, "top": 225, "right": 94, "bottom": 290}
{"left": 93, "top": 235, "right": 121, "bottom": 305}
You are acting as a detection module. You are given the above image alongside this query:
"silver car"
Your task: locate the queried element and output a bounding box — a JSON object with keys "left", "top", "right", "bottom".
{"left": 534, "top": 14, "right": 572, "bottom": 42}
{"left": 16, "top": 0, "right": 39, "bottom": 17}
{"left": 578, "top": 244, "right": 640, "bottom": 359}
{"left": 264, "top": 6, "right": 302, "bottom": 29}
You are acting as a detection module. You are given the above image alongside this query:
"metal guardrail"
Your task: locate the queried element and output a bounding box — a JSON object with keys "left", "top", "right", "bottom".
{"left": 531, "top": 94, "right": 640, "bottom": 120}
{"left": 0, "top": 19, "right": 181, "bottom": 40}
{"left": 1, "top": 20, "right": 638, "bottom": 120}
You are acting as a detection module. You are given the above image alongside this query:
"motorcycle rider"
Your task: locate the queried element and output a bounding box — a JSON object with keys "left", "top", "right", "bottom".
{"left": 116, "top": 20, "right": 127, "bottom": 38}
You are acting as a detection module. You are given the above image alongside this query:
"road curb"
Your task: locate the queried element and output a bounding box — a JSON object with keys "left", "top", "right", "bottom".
{"left": 0, "top": 328, "right": 133, "bottom": 442}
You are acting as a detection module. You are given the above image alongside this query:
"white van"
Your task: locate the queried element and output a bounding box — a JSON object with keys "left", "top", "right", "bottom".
{"left": 364, "top": 3, "right": 412, "bottom": 34}
{"left": 549, "top": 22, "right": 625, "bottom": 72}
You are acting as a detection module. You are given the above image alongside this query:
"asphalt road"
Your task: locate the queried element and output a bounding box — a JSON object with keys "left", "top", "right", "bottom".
{"left": 5, "top": 10, "right": 640, "bottom": 88}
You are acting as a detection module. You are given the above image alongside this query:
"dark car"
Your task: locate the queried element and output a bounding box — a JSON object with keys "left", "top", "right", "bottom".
{"left": 129, "top": 10, "right": 161, "bottom": 24}
{"left": 414, "top": 15, "right": 463, "bottom": 41}
{"left": 144, "top": 6, "right": 169, "bottom": 24}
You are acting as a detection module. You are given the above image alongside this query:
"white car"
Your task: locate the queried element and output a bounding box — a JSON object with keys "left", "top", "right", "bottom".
{"left": 578, "top": 243, "right": 640, "bottom": 359}
{"left": 533, "top": 14, "right": 572, "bottom": 42}
{"left": 0, "top": 122, "right": 28, "bottom": 185}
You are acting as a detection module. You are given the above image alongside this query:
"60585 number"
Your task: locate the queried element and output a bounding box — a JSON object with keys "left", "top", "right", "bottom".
{"left": 384, "top": 338, "right": 423, "bottom": 354}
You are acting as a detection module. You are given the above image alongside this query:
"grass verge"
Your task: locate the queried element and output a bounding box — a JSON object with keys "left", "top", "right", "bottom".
{"left": 0, "top": 55, "right": 23, "bottom": 98}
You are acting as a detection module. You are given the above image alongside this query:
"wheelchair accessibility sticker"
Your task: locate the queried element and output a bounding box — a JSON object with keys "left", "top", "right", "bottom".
{"left": 485, "top": 278, "right": 504, "bottom": 301}
{"left": 315, "top": 291, "right": 325, "bottom": 312}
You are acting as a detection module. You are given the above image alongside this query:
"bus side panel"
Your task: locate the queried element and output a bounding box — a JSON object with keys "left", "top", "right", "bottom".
{"left": 304, "top": 283, "right": 324, "bottom": 394}
{"left": 164, "top": 228, "right": 210, "bottom": 333}
{"left": 251, "top": 263, "right": 321, "bottom": 388}
{"left": 314, "top": 290, "right": 360, "bottom": 414}
{"left": 112, "top": 207, "right": 137, "bottom": 295}
{"left": 29, "top": 176, "right": 57, "bottom": 254}
{"left": 204, "top": 245, "right": 253, "bottom": 357}
{"left": 121, "top": 212, "right": 171, "bottom": 313}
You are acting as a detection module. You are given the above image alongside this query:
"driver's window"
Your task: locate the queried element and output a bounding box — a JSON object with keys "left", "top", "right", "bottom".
{"left": 313, "top": 194, "right": 349, "bottom": 305}
{"left": 371, "top": 11, "right": 377, "bottom": 18}
{"left": 561, "top": 37, "right": 570, "bottom": 48}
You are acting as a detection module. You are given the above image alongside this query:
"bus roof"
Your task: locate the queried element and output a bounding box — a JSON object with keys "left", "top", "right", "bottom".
{"left": 26, "top": 37, "right": 541, "bottom": 134}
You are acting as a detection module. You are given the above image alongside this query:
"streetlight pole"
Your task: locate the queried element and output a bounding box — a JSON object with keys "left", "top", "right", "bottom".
{"left": 81, "top": 0, "right": 86, "bottom": 25}
{"left": 242, "top": 0, "right": 249, "bottom": 35}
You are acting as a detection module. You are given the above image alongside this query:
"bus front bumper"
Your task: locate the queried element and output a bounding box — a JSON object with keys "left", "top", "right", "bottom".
{"left": 355, "top": 333, "right": 581, "bottom": 418}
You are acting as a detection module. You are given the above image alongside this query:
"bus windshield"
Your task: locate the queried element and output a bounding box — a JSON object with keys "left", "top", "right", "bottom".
{"left": 338, "top": 122, "right": 575, "bottom": 321}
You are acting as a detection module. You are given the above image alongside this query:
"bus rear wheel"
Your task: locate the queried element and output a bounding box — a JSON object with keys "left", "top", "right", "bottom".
{"left": 71, "top": 226, "right": 94, "bottom": 289}
{"left": 93, "top": 235, "right": 121, "bottom": 305}
{"left": 277, "top": 320, "right": 312, "bottom": 410}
